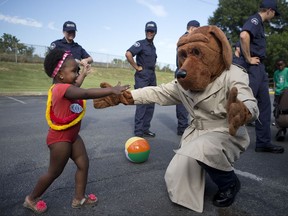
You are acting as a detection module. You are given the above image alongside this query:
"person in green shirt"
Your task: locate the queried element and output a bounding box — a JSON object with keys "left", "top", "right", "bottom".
{"left": 273, "top": 59, "right": 288, "bottom": 141}
{"left": 274, "top": 59, "right": 288, "bottom": 96}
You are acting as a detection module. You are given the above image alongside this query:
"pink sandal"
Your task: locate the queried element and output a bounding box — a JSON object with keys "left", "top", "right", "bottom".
{"left": 72, "top": 194, "right": 98, "bottom": 208}
{"left": 23, "top": 196, "right": 47, "bottom": 214}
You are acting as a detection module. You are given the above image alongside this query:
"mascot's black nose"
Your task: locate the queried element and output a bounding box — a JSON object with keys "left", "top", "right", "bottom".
{"left": 176, "top": 70, "right": 187, "bottom": 79}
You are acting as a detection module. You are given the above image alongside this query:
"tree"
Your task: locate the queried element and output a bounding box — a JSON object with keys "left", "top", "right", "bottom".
{"left": 161, "top": 65, "right": 173, "bottom": 73}
{"left": 111, "top": 58, "right": 124, "bottom": 65}
{"left": 266, "top": 31, "right": 288, "bottom": 69}
{"left": 0, "top": 33, "right": 19, "bottom": 53}
{"left": 0, "top": 33, "right": 34, "bottom": 57}
{"left": 208, "top": 0, "right": 288, "bottom": 76}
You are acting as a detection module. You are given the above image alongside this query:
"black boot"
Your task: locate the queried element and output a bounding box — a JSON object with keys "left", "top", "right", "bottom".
{"left": 196, "top": 160, "right": 241, "bottom": 207}
{"left": 213, "top": 176, "right": 241, "bottom": 207}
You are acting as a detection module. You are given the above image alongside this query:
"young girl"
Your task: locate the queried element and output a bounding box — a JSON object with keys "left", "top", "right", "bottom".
{"left": 23, "top": 49, "right": 130, "bottom": 214}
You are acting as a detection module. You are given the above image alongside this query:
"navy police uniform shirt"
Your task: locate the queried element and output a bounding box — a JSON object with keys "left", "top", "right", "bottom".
{"left": 127, "top": 39, "right": 157, "bottom": 70}
{"left": 241, "top": 13, "right": 266, "bottom": 59}
{"left": 50, "top": 38, "right": 91, "bottom": 60}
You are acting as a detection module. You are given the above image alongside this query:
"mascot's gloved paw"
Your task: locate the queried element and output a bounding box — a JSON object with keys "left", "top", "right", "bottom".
{"left": 120, "top": 90, "right": 134, "bottom": 105}
{"left": 226, "top": 87, "right": 252, "bottom": 136}
{"left": 100, "top": 82, "right": 112, "bottom": 88}
{"left": 93, "top": 82, "right": 134, "bottom": 109}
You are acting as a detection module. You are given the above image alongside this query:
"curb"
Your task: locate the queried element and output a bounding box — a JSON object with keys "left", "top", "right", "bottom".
{"left": 0, "top": 92, "right": 47, "bottom": 96}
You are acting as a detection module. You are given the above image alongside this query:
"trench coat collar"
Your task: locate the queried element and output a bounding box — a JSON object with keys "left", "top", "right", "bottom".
{"left": 178, "top": 71, "right": 227, "bottom": 105}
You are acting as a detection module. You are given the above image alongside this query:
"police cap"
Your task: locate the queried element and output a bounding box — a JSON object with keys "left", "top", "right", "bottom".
{"left": 63, "top": 21, "right": 77, "bottom": 32}
{"left": 260, "top": 0, "right": 280, "bottom": 16}
{"left": 145, "top": 21, "right": 157, "bottom": 33}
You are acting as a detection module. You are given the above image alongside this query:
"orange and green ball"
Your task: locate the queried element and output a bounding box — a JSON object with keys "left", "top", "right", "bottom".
{"left": 125, "top": 137, "right": 150, "bottom": 163}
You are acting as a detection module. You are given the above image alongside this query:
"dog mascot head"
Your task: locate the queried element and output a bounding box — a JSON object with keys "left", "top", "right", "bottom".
{"left": 176, "top": 25, "right": 232, "bottom": 91}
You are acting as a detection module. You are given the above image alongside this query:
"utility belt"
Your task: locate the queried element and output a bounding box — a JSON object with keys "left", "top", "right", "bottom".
{"left": 143, "top": 66, "right": 155, "bottom": 70}
{"left": 251, "top": 55, "right": 265, "bottom": 63}
{"left": 239, "top": 55, "right": 265, "bottom": 63}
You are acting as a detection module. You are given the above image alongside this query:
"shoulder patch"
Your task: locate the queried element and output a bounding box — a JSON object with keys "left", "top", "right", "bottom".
{"left": 251, "top": 18, "right": 259, "bottom": 25}
{"left": 133, "top": 42, "right": 140, "bottom": 47}
{"left": 50, "top": 43, "right": 56, "bottom": 50}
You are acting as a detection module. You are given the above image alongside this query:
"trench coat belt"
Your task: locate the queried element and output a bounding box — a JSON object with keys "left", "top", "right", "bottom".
{"left": 192, "top": 119, "right": 228, "bottom": 130}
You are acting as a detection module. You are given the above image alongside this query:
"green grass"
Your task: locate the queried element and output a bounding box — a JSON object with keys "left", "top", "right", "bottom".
{"left": 0, "top": 62, "right": 175, "bottom": 95}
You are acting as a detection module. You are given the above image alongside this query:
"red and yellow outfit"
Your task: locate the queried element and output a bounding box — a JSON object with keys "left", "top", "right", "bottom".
{"left": 46, "top": 84, "right": 86, "bottom": 145}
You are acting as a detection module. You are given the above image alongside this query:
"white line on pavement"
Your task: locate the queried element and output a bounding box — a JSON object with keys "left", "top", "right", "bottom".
{"left": 235, "top": 169, "right": 263, "bottom": 182}
{"left": 6, "top": 96, "right": 26, "bottom": 104}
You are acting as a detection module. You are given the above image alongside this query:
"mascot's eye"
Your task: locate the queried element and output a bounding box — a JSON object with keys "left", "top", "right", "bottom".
{"left": 178, "top": 50, "right": 187, "bottom": 60}
{"left": 191, "top": 48, "right": 201, "bottom": 57}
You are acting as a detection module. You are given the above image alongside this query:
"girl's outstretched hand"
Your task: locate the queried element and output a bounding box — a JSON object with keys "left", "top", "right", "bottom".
{"left": 111, "top": 82, "right": 130, "bottom": 95}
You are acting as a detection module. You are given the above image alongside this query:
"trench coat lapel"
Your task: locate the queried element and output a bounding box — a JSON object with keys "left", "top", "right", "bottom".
{"left": 183, "top": 73, "right": 225, "bottom": 105}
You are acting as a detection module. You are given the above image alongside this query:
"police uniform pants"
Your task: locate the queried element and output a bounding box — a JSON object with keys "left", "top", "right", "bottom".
{"left": 134, "top": 69, "right": 156, "bottom": 136}
{"left": 176, "top": 104, "right": 189, "bottom": 133}
{"left": 247, "top": 63, "right": 272, "bottom": 147}
{"left": 197, "top": 161, "right": 237, "bottom": 191}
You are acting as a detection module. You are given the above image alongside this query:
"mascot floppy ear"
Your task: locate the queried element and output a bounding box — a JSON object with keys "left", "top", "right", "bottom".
{"left": 208, "top": 26, "right": 232, "bottom": 70}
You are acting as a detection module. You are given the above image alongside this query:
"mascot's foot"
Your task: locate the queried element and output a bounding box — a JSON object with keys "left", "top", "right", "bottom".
{"left": 213, "top": 177, "right": 241, "bottom": 207}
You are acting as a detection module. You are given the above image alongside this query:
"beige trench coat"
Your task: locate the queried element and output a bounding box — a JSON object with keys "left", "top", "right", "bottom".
{"left": 131, "top": 65, "right": 259, "bottom": 212}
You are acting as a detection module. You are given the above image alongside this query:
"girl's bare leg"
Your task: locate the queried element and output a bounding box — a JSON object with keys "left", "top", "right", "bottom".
{"left": 71, "top": 136, "right": 89, "bottom": 200}
{"left": 28, "top": 142, "right": 71, "bottom": 200}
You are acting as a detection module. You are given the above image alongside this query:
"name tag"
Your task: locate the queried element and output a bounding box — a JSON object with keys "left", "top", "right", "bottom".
{"left": 70, "top": 103, "right": 83, "bottom": 113}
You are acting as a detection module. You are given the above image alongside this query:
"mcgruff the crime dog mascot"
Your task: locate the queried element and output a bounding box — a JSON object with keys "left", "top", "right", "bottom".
{"left": 93, "top": 26, "right": 259, "bottom": 212}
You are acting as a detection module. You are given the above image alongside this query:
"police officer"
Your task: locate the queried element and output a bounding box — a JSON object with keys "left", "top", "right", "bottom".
{"left": 125, "top": 21, "right": 157, "bottom": 137}
{"left": 175, "top": 20, "right": 200, "bottom": 135}
{"left": 236, "top": 0, "right": 284, "bottom": 153}
{"left": 50, "top": 21, "right": 93, "bottom": 66}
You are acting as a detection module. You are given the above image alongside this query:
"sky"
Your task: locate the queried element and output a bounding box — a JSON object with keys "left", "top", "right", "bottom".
{"left": 0, "top": 0, "right": 219, "bottom": 67}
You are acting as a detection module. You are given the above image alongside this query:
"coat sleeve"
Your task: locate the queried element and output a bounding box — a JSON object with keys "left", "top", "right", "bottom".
{"left": 131, "top": 80, "right": 181, "bottom": 106}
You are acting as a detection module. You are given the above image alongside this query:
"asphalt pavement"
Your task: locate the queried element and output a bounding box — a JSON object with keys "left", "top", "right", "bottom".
{"left": 0, "top": 95, "right": 288, "bottom": 216}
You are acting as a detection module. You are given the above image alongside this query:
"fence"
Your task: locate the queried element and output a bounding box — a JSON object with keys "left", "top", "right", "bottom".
{"left": 0, "top": 43, "right": 176, "bottom": 72}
